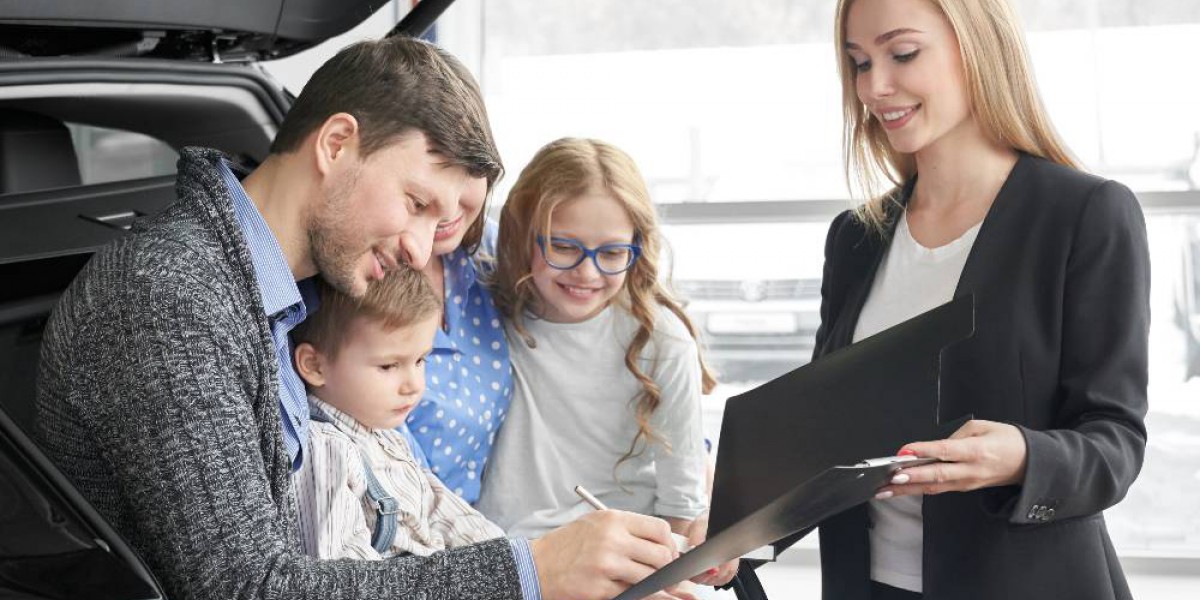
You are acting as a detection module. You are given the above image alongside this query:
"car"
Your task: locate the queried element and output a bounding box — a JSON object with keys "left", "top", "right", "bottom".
{"left": 0, "top": 1, "right": 446, "bottom": 598}
{"left": 665, "top": 221, "right": 828, "bottom": 384}
{"left": 1173, "top": 216, "right": 1200, "bottom": 380}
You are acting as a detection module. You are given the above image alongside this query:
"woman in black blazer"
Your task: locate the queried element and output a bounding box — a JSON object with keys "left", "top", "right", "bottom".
{"left": 816, "top": 0, "right": 1151, "bottom": 599}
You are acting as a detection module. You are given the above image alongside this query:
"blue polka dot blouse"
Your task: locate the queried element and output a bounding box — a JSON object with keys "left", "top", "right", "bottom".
{"left": 405, "top": 225, "right": 513, "bottom": 504}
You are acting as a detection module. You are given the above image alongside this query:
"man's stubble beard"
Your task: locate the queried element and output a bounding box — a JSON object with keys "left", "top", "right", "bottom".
{"left": 308, "top": 164, "right": 367, "bottom": 298}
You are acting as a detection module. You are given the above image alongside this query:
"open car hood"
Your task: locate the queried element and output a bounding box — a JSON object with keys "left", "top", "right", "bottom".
{"left": 0, "top": 0, "right": 395, "bottom": 61}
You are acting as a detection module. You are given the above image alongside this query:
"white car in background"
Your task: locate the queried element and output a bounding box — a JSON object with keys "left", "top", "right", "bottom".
{"left": 664, "top": 221, "right": 829, "bottom": 384}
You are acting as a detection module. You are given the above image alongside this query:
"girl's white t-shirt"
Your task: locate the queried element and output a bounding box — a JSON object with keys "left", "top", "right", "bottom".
{"left": 852, "top": 212, "right": 982, "bottom": 593}
{"left": 475, "top": 303, "right": 708, "bottom": 539}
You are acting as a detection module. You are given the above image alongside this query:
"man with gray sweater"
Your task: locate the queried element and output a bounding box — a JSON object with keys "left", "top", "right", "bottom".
{"left": 36, "top": 37, "right": 684, "bottom": 600}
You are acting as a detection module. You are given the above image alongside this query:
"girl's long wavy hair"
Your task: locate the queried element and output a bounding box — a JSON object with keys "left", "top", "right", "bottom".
{"left": 493, "top": 137, "right": 717, "bottom": 475}
{"left": 834, "top": 0, "right": 1078, "bottom": 232}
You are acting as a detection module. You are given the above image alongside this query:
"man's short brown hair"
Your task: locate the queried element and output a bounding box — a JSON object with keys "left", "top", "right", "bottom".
{"left": 294, "top": 266, "right": 441, "bottom": 358}
{"left": 270, "top": 36, "right": 503, "bottom": 250}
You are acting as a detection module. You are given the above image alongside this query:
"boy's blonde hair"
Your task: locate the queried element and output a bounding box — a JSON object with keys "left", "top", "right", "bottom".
{"left": 493, "top": 137, "right": 717, "bottom": 473}
{"left": 295, "top": 266, "right": 441, "bottom": 358}
{"left": 834, "top": 0, "right": 1078, "bottom": 231}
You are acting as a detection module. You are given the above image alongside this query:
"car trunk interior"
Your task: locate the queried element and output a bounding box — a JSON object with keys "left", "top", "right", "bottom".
{"left": 0, "top": 64, "right": 285, "bottom": 436}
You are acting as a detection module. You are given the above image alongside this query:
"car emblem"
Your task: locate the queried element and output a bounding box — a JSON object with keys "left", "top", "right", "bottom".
{"left": 740, "top": 279, "right": 766, "bottom": 302}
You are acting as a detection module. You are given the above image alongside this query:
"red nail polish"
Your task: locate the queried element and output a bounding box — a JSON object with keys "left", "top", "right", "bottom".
{"left": 897, "top": 448, "right": 917, "bottom": 457}
{"left": 706, "top": 568, "right": 718, "bottom": 576}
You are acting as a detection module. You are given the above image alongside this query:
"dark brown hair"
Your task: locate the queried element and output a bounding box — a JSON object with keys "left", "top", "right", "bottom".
{"left": 293, "top": 266, "right": 441, "bottom": 358}
{"left": 271, "top": 36, "right": 503, "bottom": 250}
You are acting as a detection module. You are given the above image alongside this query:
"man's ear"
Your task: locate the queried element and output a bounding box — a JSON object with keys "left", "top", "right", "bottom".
{"left": 294, "top": 342, "right": 327, "bottom": 388}
{"left": 312, "top": 112, "right": 360, "bottom": 177}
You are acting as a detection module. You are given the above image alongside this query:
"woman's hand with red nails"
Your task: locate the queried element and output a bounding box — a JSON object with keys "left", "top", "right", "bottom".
{"left": 684, "top": 511, "right": 739, "bottom": 587}
{"left": 876, "top": 419, "right": 1028, "bottom": 499}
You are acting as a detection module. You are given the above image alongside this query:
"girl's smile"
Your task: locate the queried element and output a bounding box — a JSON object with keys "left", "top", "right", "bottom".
{"left": 557, "top": 282, "right": 604, "bottom": 298}
{"left": 529, "top": 188, "right": 635, "bottom": 324}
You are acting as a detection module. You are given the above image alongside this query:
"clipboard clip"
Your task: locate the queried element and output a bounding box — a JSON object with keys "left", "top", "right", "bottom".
{"left": 855, "top": 455, "right": 940, "bottom": 469}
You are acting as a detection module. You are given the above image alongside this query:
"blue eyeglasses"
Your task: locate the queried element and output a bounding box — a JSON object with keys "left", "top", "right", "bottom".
{"left": 536, "top": 235, "right": 642, "bottom": 275}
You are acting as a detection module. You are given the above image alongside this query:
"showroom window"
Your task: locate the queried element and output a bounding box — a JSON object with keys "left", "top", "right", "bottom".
{"left": 434, "top": 0, "right": 1200, "bottom": 565}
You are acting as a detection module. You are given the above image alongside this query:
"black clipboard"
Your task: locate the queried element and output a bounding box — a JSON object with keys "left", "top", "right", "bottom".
{"left": 613, "top": 295, "right": 975, "bottom": 600}
{"left": 613, "top": 456, "right": 941, "bottom": 600}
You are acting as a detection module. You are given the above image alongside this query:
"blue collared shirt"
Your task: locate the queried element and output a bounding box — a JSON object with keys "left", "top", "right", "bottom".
{"left": 219, "top": 161, "right": 312, "bottom": 472}
{"left": 509, "top": 537, "right": 541, "bottom": 600}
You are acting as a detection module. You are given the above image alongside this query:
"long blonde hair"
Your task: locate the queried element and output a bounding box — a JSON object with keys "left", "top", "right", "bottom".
{"left": 493, "top": 137, "right": 717, "bottom": 472}
{"left": 834, "top": 0, "right": 1078, "bottom": 230}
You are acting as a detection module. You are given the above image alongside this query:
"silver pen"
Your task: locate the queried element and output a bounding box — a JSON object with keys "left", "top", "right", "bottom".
{"left": 573, "top": 485, "right": 691, "bottom": 552}
{"left": 574, "top": 485, "right": 608, "bottom": 510}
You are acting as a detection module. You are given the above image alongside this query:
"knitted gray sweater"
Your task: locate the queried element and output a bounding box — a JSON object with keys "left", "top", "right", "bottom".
{"left": 35, "top": 147, "right": 522, "bottom": 600}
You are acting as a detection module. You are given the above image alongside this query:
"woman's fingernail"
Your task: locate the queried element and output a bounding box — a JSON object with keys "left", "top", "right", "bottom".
{"left": 891, "top": 473, "right": 910, "bottom": 484}
{"left": 706, "top": 568, "right": 718, "bottom": 576}
{"left": 897, "top": 448, "right": 917, "bottom": 457}
{"left": 875, "top": 490, "right": 894, "bottom": 500}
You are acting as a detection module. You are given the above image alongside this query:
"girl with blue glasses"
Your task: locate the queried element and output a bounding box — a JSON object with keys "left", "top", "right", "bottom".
{"left": 476, "top": 137, "right": 739, "bottom": 590}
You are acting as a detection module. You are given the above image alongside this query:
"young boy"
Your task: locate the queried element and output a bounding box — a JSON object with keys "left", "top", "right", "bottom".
{"left": 291, "top": 267, "right": 504, "bottom": 559}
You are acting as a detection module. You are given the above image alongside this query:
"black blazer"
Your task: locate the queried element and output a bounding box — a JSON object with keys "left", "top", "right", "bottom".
{"left": 811, "top": 153, "right": 1150, "bottom": 600}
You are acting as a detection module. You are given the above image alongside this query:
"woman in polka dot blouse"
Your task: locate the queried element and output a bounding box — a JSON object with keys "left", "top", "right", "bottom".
{"left": 405, "top": 175, "right": 513, "bottom": 505}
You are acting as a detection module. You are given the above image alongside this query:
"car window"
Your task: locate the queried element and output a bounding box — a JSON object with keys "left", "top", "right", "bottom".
{"left": 66, "top": 123, "right": 178, "bottom": 184}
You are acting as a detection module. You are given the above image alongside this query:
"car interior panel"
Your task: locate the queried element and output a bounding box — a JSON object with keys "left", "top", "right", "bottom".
{"left": 0, "top": 109, "right": 163, "bottom": 590}
{"left": 0, "top": 109, "right": 81, "bottom": 194}
{"left": 0, "top": 397, "right": 164, "bottom": 600}
{"left": 0, "top": 104, "right": 176, "bottom": 433}
{"left": 0, "top": 82, "right": 281, "bottom": 160}
{"left": 0, "top": 75, "right": 280, "bottom": 429}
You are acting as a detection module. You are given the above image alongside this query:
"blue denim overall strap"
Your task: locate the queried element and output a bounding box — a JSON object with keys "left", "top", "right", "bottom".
{"left": 359, "top": 455, "right": 400, "bottom": 554}
{"left": 309, "top": 408, "right": 398, "bottom": 554}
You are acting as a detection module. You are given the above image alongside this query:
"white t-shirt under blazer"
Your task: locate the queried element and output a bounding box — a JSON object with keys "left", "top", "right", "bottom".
{"left": 852, "top": 211, "right": 982, "bottom": 593}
